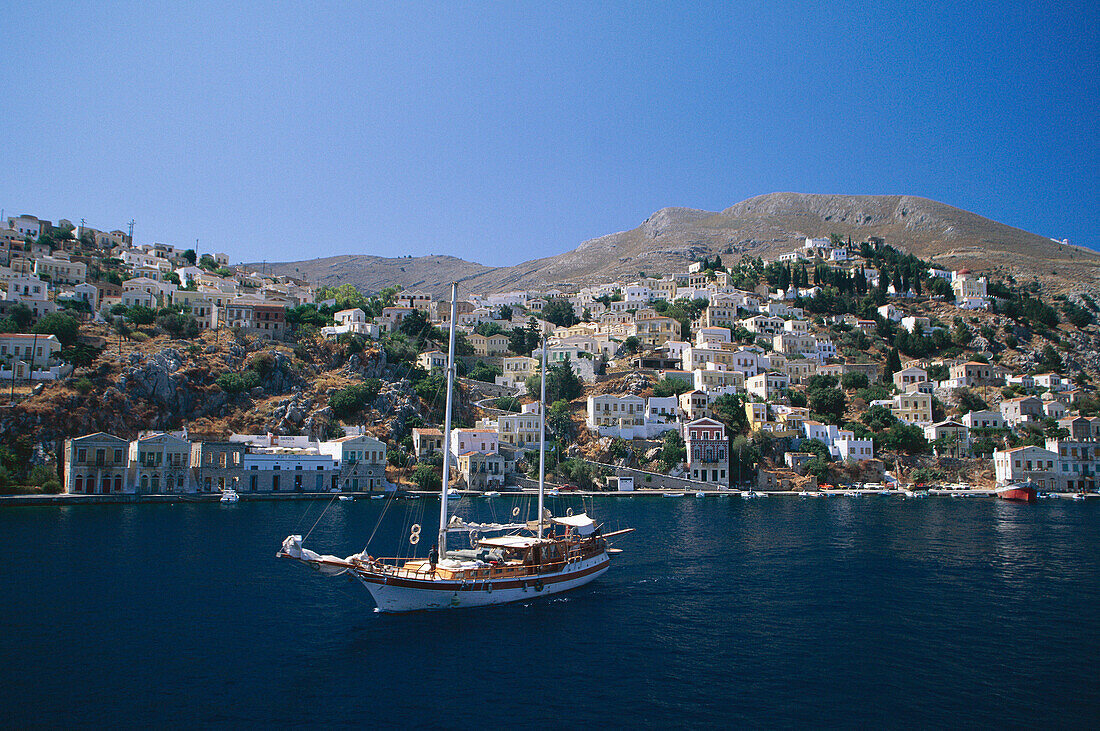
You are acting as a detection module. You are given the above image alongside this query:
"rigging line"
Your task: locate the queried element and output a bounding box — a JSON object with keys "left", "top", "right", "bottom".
{"left": 303, "top": 490, "right": 342, "bottom": 542}
{"left": 292, "top": 496, "right": 317, "bottom": 532}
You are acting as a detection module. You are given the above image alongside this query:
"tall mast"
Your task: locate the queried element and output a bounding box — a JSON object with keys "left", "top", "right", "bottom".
{"left": 438, "top": 283, "right": 459, "bottom": 558}
{"left": 538, "top": 336, "right": 547, "bottom": 539}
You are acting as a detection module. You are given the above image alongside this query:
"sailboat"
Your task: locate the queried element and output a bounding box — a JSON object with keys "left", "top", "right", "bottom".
{"left": 278, "top": 283, "right": 632, "bottom": 612}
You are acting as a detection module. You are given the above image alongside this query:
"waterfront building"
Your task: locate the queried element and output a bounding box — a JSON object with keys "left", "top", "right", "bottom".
{"left": 1046, "top": 436, "right": 1100, "bottom": 493}
{"left": 993, "top": 446, "right": 1060, "bottom": 490}
{"left": 191, "top": 441, "right": 247, "bottom": 493}
{"left": 684, "top": 417, "right": 729, "bottom": 485}
{"left": 130, "top": 432, "right": 193, "bottom": 494}
{"left": 317, "top": 435, "right": 388, "bottom": 492}
{"left": 64, "top": 433, "right": 129, "bottom": 494}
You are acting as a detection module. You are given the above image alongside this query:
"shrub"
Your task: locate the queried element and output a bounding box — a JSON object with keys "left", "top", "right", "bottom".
{"left": 41, "top": 479, "right": 63, "bottom": 494}
{"left": 72, "top": 377, "right": 95, "bottom": 394}
{"left": 216, "top": 372, "right": 246, "bottom": 394}
{"left": 156, "top": 313, "right": 200, "bottom": 339}
{"left": 329, "top": 379, "right": 382, "bottom": 419}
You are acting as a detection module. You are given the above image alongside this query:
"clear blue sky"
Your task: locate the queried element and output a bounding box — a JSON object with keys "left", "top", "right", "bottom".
{"left": 2, "top": 1, "right": 1096, "bottom": 266}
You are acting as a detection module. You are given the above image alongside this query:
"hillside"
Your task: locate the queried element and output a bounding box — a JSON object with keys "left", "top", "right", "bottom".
{"left": 260, "top": 193, "right": 1100, "bottom": 297}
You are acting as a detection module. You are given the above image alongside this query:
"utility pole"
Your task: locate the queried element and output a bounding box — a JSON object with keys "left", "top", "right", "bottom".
{"left": 128, "top": 219, "right": 135, "bottom": 242}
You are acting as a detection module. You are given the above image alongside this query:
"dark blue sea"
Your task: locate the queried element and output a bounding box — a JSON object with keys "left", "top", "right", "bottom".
{"left": 2, "top": 495, "right": 1098, "bottom": 729}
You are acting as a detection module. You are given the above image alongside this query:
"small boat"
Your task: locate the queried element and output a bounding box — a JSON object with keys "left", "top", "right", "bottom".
{"left": 1072, "top": 493, "right": 1086, "bottom": 501}
{"left": 695, "top": 491, "right": 706, "bottom": 498}
{"left": 338, "top": 495, "right": 354, "bottom": 501}
{"left": 483, "top": 491, "right": 501, "bottom": 498}
{"left": 663, "top": 492, "right": 686, "bottom": 498}
{"left": 751, "top": 491, "right": 768, "bottom": 499}
{"left": 996, "top": 482, "right": 1037, "bottom": 503}
{"left": 220, "top": 489, "right": 239, "bottom": 503}
{"left": 369, "top": 494, "right": 385, "bottom": 500}
{"left": 447, "top": 488, "right": 460, "bottom": 497}
{"left": 405, "top": 494, "right": 420, "bottom": 500}
{"left": 547, "top": 488, "right": 560, "bottom": 497}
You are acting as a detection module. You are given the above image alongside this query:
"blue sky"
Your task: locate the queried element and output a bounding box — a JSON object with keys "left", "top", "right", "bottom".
{"left": 1, "top": 1, "right": 1096, "bottom": 266}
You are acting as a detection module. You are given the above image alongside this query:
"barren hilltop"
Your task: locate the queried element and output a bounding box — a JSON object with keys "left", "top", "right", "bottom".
{"left": 260, "top": 193, "right": 1100, "bottom": 296}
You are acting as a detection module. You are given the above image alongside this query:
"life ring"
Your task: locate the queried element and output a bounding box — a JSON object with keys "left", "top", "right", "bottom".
{"left": 534, "top": 579, "right": 544, "bottom": 592}
{"left": 566, "top": 507, "right": 573, "bottom": 516}
{"left": 512, "top": 506, "right": 520, "bottom": 517}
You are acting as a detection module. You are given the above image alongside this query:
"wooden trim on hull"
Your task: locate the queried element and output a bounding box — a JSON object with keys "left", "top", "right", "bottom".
{"left": 361, "top": 558, "right": 609, "bottom": 612}
{"left": 356, "top": 555, "right": 610, "bottom": 592}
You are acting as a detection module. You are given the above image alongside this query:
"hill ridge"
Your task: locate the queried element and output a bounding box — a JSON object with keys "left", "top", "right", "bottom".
{"left": 258, "top": 193, "right": 1100, "bottom": 297}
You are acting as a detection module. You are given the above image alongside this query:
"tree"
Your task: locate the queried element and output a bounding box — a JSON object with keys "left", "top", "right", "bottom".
{"left": 183, "top": 249, "right": 197, "bottom": 265}
{"left": 658, "top": 430, "right": 686, "bottom": 471}
{"left": 495, "top": 396, "right": 521, "bottom": 412}
{"left": 497, "top": 304, "right": 513, "bottom": 321}
{"left": 1037, "top": 344, "right": 1063, "bottom": 374}
{"left": 712, "top": 393, "right": 749, "bottom": 434}
{"left": 953, "top": 388, "right": 988, "bottom": 414}
{"left": 801, "top": 438, "right": 832, "bottom": 462}
{"left": 509, "top": 327, "right": 530, "bottom": 355}
{"left": 316, "top": 283, "right": 368, "bottom": 310}
{"left": 157, "top": 313, "right": 200, "bottom": 339}
{"left": 474, "top": 321, "right": 505, "bottom": 337}
{"left": 885, "top": 347, "right": 902, "bottom": 378}
{"left": 126, "top": 305, "right": 157, "bottom": 325}
{"left": 542, "top": 299, "right": 576, "bottom": 327}
{"left": 952, "top": 317, "right": 971, "bottom": 347}
{"left": 526, "top": 359, "right": 584, "bottom": 403}
{"left": 467, "top": 361, "right": 502, "bottom": 383}
{"left": 547, "top": 400, "right": 575, "bottom": 441}
{"left": 5, "top": 304, "right": 33, "bottom": 329}
{"left": 652, "top": 377, "right": 691, "bottom": 398}
{"left": 31, "top": 312, "right": 81, "bottom": 347}
{"left": 861, "top": 404, "right": 899, "bottom": 432}
{"left": 622, "top": 336, "right": 640, "bottom": 354}
{"left": 879, "top": 422, "right": 928, "bottom": 453}
{"left": 840, "top": 372, "right": 868, "bottom": 391}
{"left": 399, "top": 308, "right": 432, "bottom": 339}
{"left": 809, "top": 388, "right": 846, "bottom": 422}
{"left": 412, "top": 464, "right": 442, "bottom": 491}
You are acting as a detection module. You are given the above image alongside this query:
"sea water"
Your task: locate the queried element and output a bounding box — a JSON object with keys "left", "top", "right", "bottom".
{"left": 1, "top": 496, "right": 1097, "bottom": 728}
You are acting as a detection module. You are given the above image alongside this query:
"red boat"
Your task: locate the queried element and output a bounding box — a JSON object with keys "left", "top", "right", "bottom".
{"left": 996, "top": 483, "right": 1037, "bottom": 503}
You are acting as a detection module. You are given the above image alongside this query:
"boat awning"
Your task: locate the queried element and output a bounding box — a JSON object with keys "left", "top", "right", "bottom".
{"left": 551, "top": 513, "right": 595, "bottom": 535}
{"left": 477, "top": 535, "right": 551, "bottom": 549}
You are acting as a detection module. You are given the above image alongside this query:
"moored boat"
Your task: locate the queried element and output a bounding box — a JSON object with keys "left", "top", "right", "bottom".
{"left": 996, "top": 482, "right": 1038, "bottom": 503}
{"left": 220, "top": 488, "right": 239, "bottom": 503}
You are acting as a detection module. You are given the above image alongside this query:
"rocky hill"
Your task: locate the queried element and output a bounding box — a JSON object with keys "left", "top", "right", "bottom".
{"left": 259, "top": 193, "right": 1100, "bottom": 297}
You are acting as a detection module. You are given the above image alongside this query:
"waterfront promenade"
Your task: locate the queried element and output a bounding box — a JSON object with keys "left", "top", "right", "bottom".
{"left": 4, "top": 487, "right": 1097, "bottom": 506}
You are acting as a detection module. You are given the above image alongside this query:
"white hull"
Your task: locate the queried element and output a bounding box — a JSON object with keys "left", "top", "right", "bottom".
{"left": 359, "top": 554, "right": 610, "bottom": 613}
